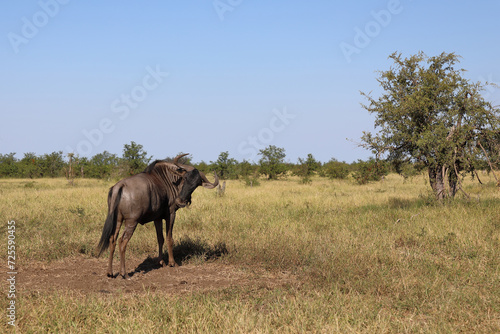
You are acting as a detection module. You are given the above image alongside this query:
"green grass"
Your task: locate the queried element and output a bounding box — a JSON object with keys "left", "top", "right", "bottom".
{"left": 1, "top": 174, "right": 500, "bottom": 332}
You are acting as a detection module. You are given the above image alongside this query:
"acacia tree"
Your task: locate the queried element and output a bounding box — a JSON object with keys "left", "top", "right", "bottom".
{"left": 39, "top": 151, "right": 65, "bottom": 177}
{"left": 122, "top": 141, "right": 151, "bottom": 175}
{"left": 295, "top": 153, "right": 321, "bottom": 183}
{"left": 322, "top": 158, "right": 349, "bottom": 180}
{"left": 211, "top": 151, "right": 238, "bottom": 180}
{"left": 361, "top": 52, "right": 499, "bottom": 199}
{"left": 258, "top": 145, "right": 287, "bottom": 180}
{"left": 19, "top": 152, "right": 41, "bottom": 178}
{"left": 87, "top": 151, "right": 120, "bottom": 179}
{"left": 0, "top": 153, "right": 19, "bottom": 177}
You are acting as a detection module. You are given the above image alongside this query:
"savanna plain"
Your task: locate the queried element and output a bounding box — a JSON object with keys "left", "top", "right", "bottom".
{"left": 1, "top": 173, "right": 500, "bottom": 333}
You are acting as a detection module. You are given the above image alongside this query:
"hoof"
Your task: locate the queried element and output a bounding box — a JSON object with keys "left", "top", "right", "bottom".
{"left": 168, "top": 262, "right": 177, "bottom": 267}
{"left": 107, "top": 273, "right": 114, "bottom": 278}
{"left": 159, "top": 259, "right": 166, "bottom": 267}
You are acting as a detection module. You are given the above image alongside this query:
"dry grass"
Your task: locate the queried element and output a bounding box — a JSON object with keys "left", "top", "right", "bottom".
{"left": 1, "top": 173, "right": 500, "bottom": 332}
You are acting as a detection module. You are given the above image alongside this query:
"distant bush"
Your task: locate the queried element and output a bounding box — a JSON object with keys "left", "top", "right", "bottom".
{"left": 243, "top": 176, "right": 260, "bottom": 187}
{"left": 322, "top": 158, "right": 349, "bottom": 180}
{"left": 211, "top": 151, "right": 239, "bottom": 180}
{"left": 258, "top": 145, "right": 288, "bottom": 180}
{"left": 392, "top": 161, "right": 425, "bottom": 179}
{"left": 0, "top": 153, "right": 19, "bottom": 177}
{"left": 294, "top": 153, "right": 320, "bottom": 184}
{"left": 352, "top": 158, "right": 388, "bottom": 185}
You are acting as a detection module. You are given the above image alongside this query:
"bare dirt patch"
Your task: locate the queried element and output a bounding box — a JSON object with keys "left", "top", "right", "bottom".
{"left": 18, "top": 256, "right": 298, "bottom": 296}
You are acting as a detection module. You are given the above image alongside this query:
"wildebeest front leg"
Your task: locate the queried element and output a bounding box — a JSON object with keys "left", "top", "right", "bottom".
{"left": 154, "top": 219, "right": 165, "bottom": 267}
{"left": 118, "top": 220, "right": 137, "bottom": 279}
{"left": 166, "top": 212, "right": 176, "bottom": 267}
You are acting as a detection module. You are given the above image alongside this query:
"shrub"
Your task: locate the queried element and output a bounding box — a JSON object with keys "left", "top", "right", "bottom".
{"left": 322, "top": 158, "right": 349, "bottom": 179}
{"left": 352, "top": 158, "right": 388, "bottom": 185}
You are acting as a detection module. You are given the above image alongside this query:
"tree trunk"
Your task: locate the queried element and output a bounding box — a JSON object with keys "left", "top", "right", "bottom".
{"left": 428, "top": 165, "right": 446, "bottom": 200}
{"left": 447, "top": 171, "right": 458, "bottom": 198}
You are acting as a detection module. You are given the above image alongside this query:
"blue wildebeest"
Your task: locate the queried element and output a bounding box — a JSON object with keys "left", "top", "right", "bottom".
{"left": 97, "top": 154, "right": 218, "bottom": 278}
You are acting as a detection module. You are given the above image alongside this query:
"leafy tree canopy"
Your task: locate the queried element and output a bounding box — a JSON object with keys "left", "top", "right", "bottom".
{"left": 361, "top": 51, "right": 500, "bottom": 199}
{"left": 211, "top": 151, "right": 238, "bottom": 180}
{"left": 258, "top": 145, "right": 287, "bottom": 180}
{"left": 122, "top": 141, "right": 151, "bottom": 175}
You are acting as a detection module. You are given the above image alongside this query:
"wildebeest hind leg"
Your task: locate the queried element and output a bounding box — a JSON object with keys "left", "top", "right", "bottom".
{"left": 107, "top": 219, "right": 122, "bottom": 278}
{"left": 118, "top": 220, "right": 137, "bottom": 279}
{"left": 154, "top": 219, "right": 165, "bottom": 266}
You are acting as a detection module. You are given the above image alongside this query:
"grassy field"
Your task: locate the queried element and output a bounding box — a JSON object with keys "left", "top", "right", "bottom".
{"left": 1, "top": 173, "right": 500, "bottom": 333}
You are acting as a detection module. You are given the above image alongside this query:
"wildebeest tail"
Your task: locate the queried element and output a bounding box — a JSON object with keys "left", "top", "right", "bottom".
{"left": 97, "top": 185, "right": 123, "bottom": 257}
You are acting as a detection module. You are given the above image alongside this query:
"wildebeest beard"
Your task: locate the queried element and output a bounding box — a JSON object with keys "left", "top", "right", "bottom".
{"left": 182, "top": 193, "right": 192, "bottom": 206}
{"left": 176, "top": 170, "right": 202, "bottom": 207}
{"left": 175, "top": 190, "right": 192, "bottom": 208}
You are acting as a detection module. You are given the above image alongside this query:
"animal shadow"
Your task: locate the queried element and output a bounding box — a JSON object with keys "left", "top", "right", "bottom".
{"left": 129, "top": 237, "right": 228, "bottom": 277}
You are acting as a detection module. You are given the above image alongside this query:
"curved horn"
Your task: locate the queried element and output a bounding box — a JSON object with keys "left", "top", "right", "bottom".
{"left": 173, "top": 153, "right": 189, "bottom": 166}
{"left": 200, "top": 171, "right": 219, "bottom": 189}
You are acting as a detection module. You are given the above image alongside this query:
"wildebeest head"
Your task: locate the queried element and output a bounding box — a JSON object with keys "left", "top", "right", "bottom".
{"left": 172, "top": 154, "right": 219, "bottom": 208}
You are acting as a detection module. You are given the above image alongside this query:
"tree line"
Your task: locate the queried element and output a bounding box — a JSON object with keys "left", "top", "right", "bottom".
{"left": 0, "top": 142, "right": 148, "bottom": 180}
{"left": 0, "top": 142, "right": 393, "bottom": 185}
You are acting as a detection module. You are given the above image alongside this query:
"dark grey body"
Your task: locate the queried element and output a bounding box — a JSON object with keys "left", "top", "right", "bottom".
{"left": 97, "top": 154, "right": 218, "bottom": 278}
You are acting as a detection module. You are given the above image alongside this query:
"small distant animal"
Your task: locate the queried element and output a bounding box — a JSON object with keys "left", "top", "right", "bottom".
{"left": 97, "top": 154, "right": 218, "bottom": 278}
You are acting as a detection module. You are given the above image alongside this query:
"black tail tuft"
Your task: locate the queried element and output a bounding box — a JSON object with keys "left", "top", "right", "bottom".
{"left": 97, "top": 186, "right": 123, "bottom": 257}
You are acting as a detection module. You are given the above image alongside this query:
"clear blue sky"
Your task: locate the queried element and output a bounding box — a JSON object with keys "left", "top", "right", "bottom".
{"left": 1, "top": 1, "right": 499, "bottom": 163}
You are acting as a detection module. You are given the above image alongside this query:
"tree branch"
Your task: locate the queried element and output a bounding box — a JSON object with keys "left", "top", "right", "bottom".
{"left": 474, "top": 170, "right": 483, "bottom": 185}
{"left": 453, "top": 159, "right": 470, "bottom": 199}
{"left": 477, "top": 140, "right": 499, "bottom": 184}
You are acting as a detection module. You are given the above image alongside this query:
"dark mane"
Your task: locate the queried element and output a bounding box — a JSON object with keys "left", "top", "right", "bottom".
{"left": 143, "top": 159, "right": 167, "bottom": 174}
